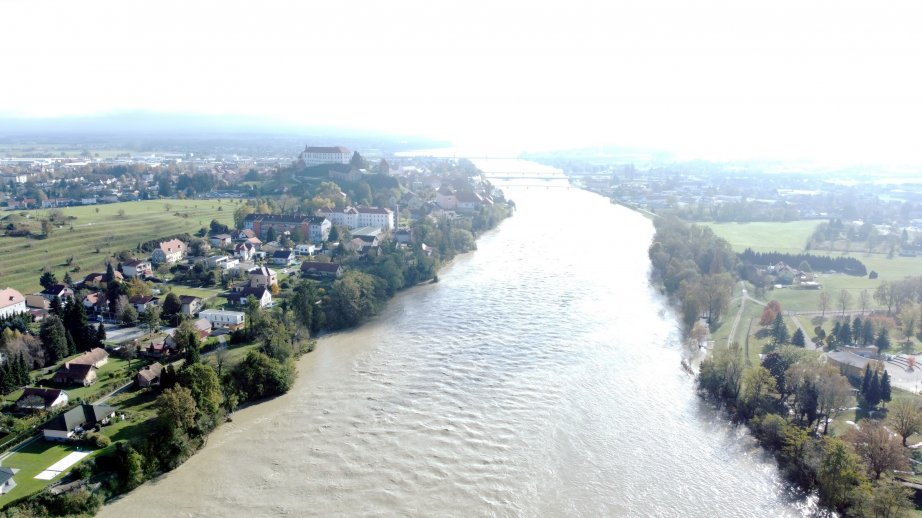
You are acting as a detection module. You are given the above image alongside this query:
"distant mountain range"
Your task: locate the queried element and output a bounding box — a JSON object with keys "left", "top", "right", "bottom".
{"left": 0, "top": 112, "right": 448, "bottom": 152}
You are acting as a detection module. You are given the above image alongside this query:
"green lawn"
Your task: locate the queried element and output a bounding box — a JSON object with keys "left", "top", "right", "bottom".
{"left": 703, "top": 220, "right": 823, "bottom": 254}
{"left": 0, "top": 439, "right": 97, "bottom": 505}
{"left": 161, "top": 284, "right": 224, "bottom": 301}
{"left": 0, "top": 199, "right": 236, "bottom": 293}
{"left": 0, "top": 382, "right": 159, "bottom": 505}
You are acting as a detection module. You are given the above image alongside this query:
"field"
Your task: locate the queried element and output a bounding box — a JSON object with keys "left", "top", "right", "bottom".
{"left": 0, "top": 200, "right": 236, "bottom": 293}
{"left": 702, "top": 220, "right": 823, "bottom": 254}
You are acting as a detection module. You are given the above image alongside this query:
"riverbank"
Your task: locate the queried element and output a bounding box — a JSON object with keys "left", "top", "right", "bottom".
{"left": 93, "top": 183, "right": 804, "bottom": 518}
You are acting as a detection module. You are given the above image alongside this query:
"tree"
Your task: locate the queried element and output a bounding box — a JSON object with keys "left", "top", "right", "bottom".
{"left": 815, "top": 367, "right": 853, "bottom": 434}
{"left": 178, "top": 363, "right": 222, "bottom": 419}
{"left": 39, "top": 315, "right": 68, "bottom": 363}
{"left": 858, "top": 289, "right": 871, "bottom": 315}
{"left": 817, "top": 437, "right": 868, "bottom": 513}
{"left": 156, "top": 386, "right": 197, "bottom": 433}
{"left": 887, "top": 399, "right": 922, "bottom": 446}
{"left": 105, "top": 262, "right": 116, "bottom": 283}
{"left": 121, "top": 305, "right": 138, "bottom": 326}
{"left": 876, "top": 328, "right": 891, "bottom": 353}
{"left": 41, "top": 219, "right": 53, "bottom": 237}
{"left": 759, "top": 305, "right": 777, "bottom": 326}
{"left": 227, "top": 351, "right": 295, "bottom": 401}
{"left": 864, "top": 476, "right": 915, "bottom": 518}
{"left": 846, "top": 420, "right": 908, "bottom": 480}
{"left": 819, "top": 291, "right": 831, "bottom": 318}
{"left": 791, "top": 328, "right": 806, "bottom": 347}
{"left": 876, "top": 282, "right": 896, "bottom": 314}
{"left": 141, "top": 306, "right": 161, "bottom": 336}
{"left": 866, "top": 371, "right": 882, "bottom": 408}
{"left": 233, "top": 204, "right": 255, "bottom": 229}
{"left": 161, "top": 292, "right": 182, "bottom": 319}
{"left": 740, "top": 366, "right": 778, "bottom": 417}
{"left": 697, "top": 343, "right": 744, "bottom": 405}
{"left": 771, "top": 312, "right": 789, "bottom": 345}
{"left": 40, "top": 271, "right": 58, "bottom": 291}
{"left": 838, "top": 289, "right": 852, "bottom": 315}
{"left": 96, "top": 322, "right": 106, "bottom": 342}
{"left": 880, "top": 370, "right": 892, "bottom": 405}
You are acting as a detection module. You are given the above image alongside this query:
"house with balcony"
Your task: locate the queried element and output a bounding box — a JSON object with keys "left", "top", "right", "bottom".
{"left": 150, "top": 239, "right": 187, "bottom": 265}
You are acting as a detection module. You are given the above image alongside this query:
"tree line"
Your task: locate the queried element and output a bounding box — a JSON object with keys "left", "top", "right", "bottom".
{"left": 700, "top": 345, "right": 912, "bottom": 516}
{"left": 648, "top": 216, "right": 739, "bottom": 330}
{"left": 739, "top": 249, "right": 868, "bottom": 277}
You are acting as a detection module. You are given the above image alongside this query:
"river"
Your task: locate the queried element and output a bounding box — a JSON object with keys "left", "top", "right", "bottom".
{"left": 100, "top": 181, "right": 813, "bottom": 517}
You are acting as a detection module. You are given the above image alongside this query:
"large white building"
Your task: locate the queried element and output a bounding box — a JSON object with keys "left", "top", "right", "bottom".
{"left": 323, "top": 206, "right": 394, "bottom": 231}
{"left": 200, "top": 309, "right": 246, "bottom": 328}
{"left": 300, "top": 146, "right": 351, "bottom": 167}
{"left": 0, "top": 288, "right": 26, "bottom": 318}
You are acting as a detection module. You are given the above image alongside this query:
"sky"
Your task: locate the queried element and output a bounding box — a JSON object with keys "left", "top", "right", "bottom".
{"left": 2, "top": 0, "right": 922, "bottom": 163}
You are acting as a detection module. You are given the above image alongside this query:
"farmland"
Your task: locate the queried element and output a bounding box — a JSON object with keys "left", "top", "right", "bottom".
{"left": 0, "top": 200, "right": 236, "bottom": 293}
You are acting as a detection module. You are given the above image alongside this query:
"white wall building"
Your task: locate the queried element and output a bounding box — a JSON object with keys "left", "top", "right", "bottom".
{"left": 323, "top": 206, "right": 394, "bottom": 231}
{"left": 300, "top": 146, "right": 351, "bottom": 167}
{"left": 200, "top": 309, "right": 246, "bottom": 327}
{"left": 0, "top": 288, "right": 27, "bottom": 318}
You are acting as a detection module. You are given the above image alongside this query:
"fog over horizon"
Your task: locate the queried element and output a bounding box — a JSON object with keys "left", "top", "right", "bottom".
{"left": 2, "top": 0, "right": 922, "bottom": 165}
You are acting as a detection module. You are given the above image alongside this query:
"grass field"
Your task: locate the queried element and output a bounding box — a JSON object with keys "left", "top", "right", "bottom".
{"left": 703, "top": 220, "right": 823, "bottom": 254}
{"left": 0, "top": 200, "right": 236, "bottom": 293}
{"left": 703, "top": 220, "right": 922, "bottom": 314}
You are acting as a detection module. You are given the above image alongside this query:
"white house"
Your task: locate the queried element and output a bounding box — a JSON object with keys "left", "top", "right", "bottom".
{"left": 200, "top": 308, "right": 246, "bottom": 328}
{"left": 295, "top": 243, "right": 317, "bottom": 256}
{"left": 121, "top": 260, "right": 152, "bottom": 278}
{"left": 207, "top": 255, "right": 239, "bottom": 270}
{"left": 0, "top": 287, "right": 26, "bottom": 318}
{"left": 150, "top": 239, "right": 187, "bottom": 265}
{"left": 234, "top": 242, "right": 256, "bottom": 261}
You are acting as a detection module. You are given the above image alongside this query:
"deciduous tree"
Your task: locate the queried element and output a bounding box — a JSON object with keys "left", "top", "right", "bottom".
{"left": 846, "top": 420, "right": 908, "bottom": 480}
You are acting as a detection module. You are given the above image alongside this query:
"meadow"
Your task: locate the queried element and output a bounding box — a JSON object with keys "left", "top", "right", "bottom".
{"left": 0, "top": 200, "right": 236, "bottom": 293}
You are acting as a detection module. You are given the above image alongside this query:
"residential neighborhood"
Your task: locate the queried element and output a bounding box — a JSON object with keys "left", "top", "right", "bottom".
{"left": 0, "top": 142, "right": 511, "bottom": 510}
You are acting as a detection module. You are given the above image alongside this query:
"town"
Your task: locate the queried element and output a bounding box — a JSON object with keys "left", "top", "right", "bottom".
{"left": 0, "top": 142, "right": 511, "bottom": 512}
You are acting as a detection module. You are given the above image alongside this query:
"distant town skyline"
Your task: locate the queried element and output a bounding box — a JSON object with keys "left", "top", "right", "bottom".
{"left": 2, "top": 0, "right": 922, "bottom": 164}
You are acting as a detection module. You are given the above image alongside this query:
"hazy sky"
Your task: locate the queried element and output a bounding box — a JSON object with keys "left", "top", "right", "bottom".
{"left": 3, "top": 0, "right": 922, "bottom": 162}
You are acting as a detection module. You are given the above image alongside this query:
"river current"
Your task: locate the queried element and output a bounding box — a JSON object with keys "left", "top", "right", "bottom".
{"left": 100, "top": 183, "right": 810, "bottom": 517}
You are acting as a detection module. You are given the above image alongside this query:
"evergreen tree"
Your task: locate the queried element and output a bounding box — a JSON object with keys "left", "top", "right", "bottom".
{"left": 867, "top": 371, "right": 882, "bottom": 408}
{"left": 839, "top": 318, "right": 852, "bottom": 344}
{"left": 862, "top": 365, "right": 873, "bottom": 396}
{"left": 851, "top": 317, "right": 862, "bottom": 342}
{"left": 792, "top": 328, "right": 806, "bottom": 347}
{"left": 875, "top": 328, "right": 891, "bottom": 353}
{"left": 65, "top": 330, "right": 77, "bottom": 356}
{"left": 862, "top": 320, "right": 875, "bottom": 345}
{"left": 50, "top": 295, "right": 63, "bottom": 316}
{"left": 39, "top": 271, "right": 57, "bottom": 291}
{"left": 772, "top": 312, "right": 789, "bottom": 345}
{"left": 186, "top": 341, "right": 201, "bottom": 365}
{"left": 105, "top": 261, "right": 116, "bottom": 283}
{"left": 39, "top": 315, "right": 68, "bottom": 363}
{"left": 63, "top": 298, "right": 90, "bottom": 350}
{"left": 16, "top": 352, "right": 29, "bottom": 386}
{"left": 881, "top": 371, "right": 892, "bottom": 404}
{"left": 0, "top": 362, "right": 10, "bottom": 394}
{"left": 96, "top": 322, "right": 106, "bottom": 342}
{"left": 63, "top": 271, "right": 73, "bottom": 286}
